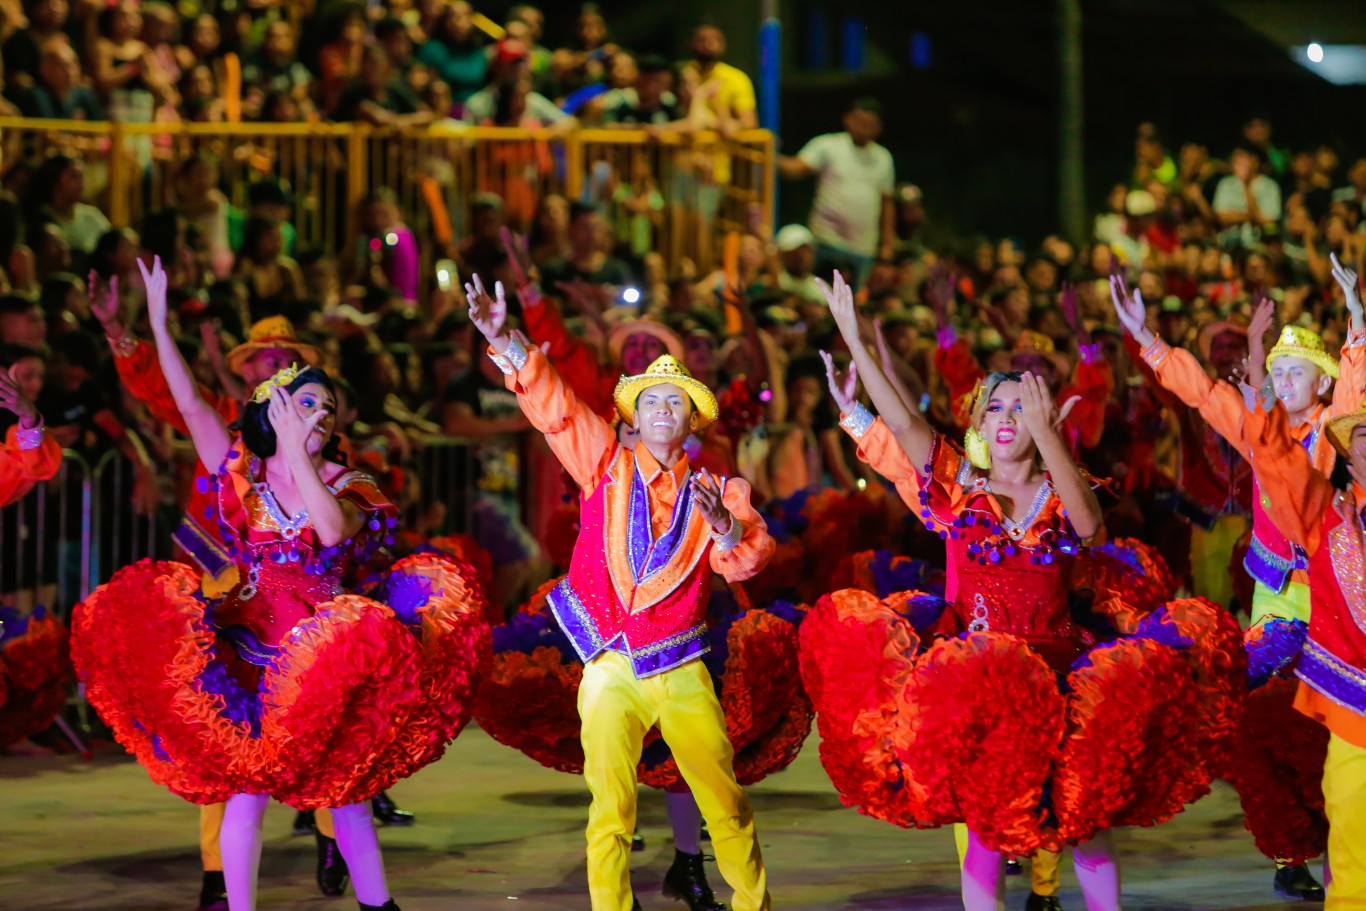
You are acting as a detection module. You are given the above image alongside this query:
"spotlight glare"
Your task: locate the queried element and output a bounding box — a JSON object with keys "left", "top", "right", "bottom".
{"left": 1308, "top": 42, "right": 1324, "bottom": 63}
{"left": 621, "top": 287, "right": 641, "bottom": 304}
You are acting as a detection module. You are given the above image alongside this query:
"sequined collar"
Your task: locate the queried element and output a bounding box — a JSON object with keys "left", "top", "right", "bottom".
{"left": 970, "top": 474, "right": 1054, "bottom": 537}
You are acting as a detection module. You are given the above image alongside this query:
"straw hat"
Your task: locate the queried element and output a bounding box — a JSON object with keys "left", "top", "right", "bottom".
{"left": 1327, "top": 398, "right": 1366, "bottom": 457}
{"left": 613, "top": 355, "right": 719, "bottom": 430}
{"left": 1266, "top": 325, "right": 1338, "bottom": 379}
{"left": 1010, "top": 329, "right": 1070, "bottom": 377}
{"left": 607, "top": 320, "right": 684, "bottom": 364}
{"left": 226, "top": 316, "right": 322, "bottom": 376}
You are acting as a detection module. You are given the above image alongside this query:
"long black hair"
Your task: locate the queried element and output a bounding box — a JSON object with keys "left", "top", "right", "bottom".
{"left": 234, "top": 366, "right": 343, "bottom": 462}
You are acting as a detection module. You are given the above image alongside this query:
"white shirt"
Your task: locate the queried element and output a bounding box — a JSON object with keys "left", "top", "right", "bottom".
{"left": 797, "top": 132, "right": 895, "bottom": 257}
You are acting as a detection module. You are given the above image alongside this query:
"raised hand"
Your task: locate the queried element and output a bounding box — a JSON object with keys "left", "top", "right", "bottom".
{"left": 1332, "top": 251, "right": 1363, "bottom": 326}
{"left": 1246, "top": 294, "right": 1275, "bottom": 389}
{"left": 1018, "top": 371, "right": 1065, "bottom": 438}
{"left": 136, "top": 256, "right": 170, "bottom": 335}
{"left": 924, "top": 262, "right": 956, "bottom": 328}
{"left": 199, "top": 320, "right": 225, "bottom": 361}
{"left": 820, "top": 349, "right": 859, "bottom": 414}
{"left": 500, "top": 226, "right": 537, "bottom": 288}
{"left": 555, "top": 278, "right": 610, "bottom": 316}
{"left": 0, "top": 370, "right": 38, "bottom": 427}
{"left": 267, "top": 385, "right": 327, "bottom": 460}
{"left": 1108, "top": 272, "right": 1153, "bottom": 346}
{"left": 89, "top": 270, "right": 121, "bottom": 334}
{"left": 690, "top": 467, "right": 733, "bottom": 534}
{"left": 1059, "top": 282, "right": 1090, "bottom": 345}
{"left": 464, "top": 273, "right": 510, "bottom": 352}
{"left": 815, "top": 270, "right": 859, "bottom": 339}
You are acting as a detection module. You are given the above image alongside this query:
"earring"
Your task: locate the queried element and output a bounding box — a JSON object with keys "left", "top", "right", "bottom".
{"left": 964, "top": 427, "right": 991, "bottom": 470}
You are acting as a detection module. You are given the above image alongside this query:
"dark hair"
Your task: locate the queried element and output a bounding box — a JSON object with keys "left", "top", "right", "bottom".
{"left": 140, "top": 207, "right": 183, "bottom": 263}
{"left": 235, "top": 365, "right": 340, "bottom": 459}
{"left": 238, "top": 215, "right": 280, "bottom": 262}
{"left": 637, "top": 53, "right": 670, "bottom": 75}
{"left": 0, "top": 294, "right": 39, "bottom": 318}
{"left": 569, "top": 201, "right": 597, "bottom": 222}
{"left": 38, "top": 272, "right": 81, "bottom": 319}
{"left": 247, "top": 179, "right": 291, "bottom": 209}
{"left": 0, "top": 342, "right": 45, "bottom": 368}
{"left": 23, "top": 155, "right": 75, "bottom": 218}
{"left": 374, "top": 16, "right": 406, "bottom": 41}
{"left": 849, "top": 97, "right": 883, "bottom": 117}
{"left": 89, "top": 228, "right": 133, "bottom": 281}
{"left": 49, "top": 328, "right": 99, "bottom": 366}
{"left": 1233, "top": 142, "right": 1265, "bottom": 164}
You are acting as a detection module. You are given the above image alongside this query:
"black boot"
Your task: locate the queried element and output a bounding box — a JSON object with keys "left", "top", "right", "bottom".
{"left": 358, "top": 902, "right": 401, "bottom": 911}
{"left": 632, "top": 830, "right": 646, "bottom": 852}
{"left": 293, "top": 809, "right": 317, "bottom": 836}
{"left": 1025, "top": 893, "right": 1063, "bottom": 911}
{"left": 1274, "top": 864, "right": 1325, "bottom": 901}
{"left": 198, "top": 870, "right": 228, "bottom": 911}
{"left": 699, "top": 821, "right": 710, "bottom": 842}
{"left": 371, "top": 791, "right": 415, "bottom": 827}
{"left": 662, "top": 850, "right": 726, "bottom": 911}
{"left": 316, "top": 832, "right": 350, "bottom": 897}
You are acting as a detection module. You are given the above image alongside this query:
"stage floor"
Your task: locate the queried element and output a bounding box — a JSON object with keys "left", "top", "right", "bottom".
{"left": 1, "top": 727, "right": 1312, "bottom": 911}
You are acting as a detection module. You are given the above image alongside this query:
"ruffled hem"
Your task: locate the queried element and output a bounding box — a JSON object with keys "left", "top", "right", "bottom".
{"left": 73, "top": 557, "right": 489, "bottom": 808}
{"left": 0, "top": 607, "right": 73, "bottom": 746}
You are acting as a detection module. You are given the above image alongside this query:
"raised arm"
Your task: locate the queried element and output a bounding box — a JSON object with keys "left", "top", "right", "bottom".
{"left": 822, "top": 349, "right": 924, "bottom": 506}
{"left": 0, "top": 371, "right": 61, "bottom": 508}
{"left": 1330, "top": 253, "right": 1366, "bottom": 417}
{"left": 466, "top": 274, "right": 617, "bottom": 491}
{"left": 139, "top": 257, "right": 231, "bottom": 469}
{"left": 1018, "top": 371, "right": 1102, "bottom": 541}
{"left": 819, "top": 271, "right": 934, "bottom": 468}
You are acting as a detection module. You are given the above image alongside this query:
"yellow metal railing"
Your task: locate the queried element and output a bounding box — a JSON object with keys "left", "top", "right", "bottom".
{"left": 0, "top": 119, "right": 774, "bottom": 292}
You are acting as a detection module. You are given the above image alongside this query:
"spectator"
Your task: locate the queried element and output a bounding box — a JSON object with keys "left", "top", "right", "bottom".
{"left": 241, "top": 20, "right": 312, "bottom": 105}
{"left": 356, "top": 190, "right": 419, "bottom": 303}
{"left": 24, "top": 155, "right": 110, "bottom": 260}
{"left": 13, "top": 40, "right": 104, "bottom": 120}
{"left": 541, "top": 202, "right": 632, "bottom": 287}
{"left": 374, "top": 16, "right": 420, "bottom": 87}
{"left": 91, "top": 1, "right": 165, "bottom": 121}
{"left": 232, "top": 216, "right": 305, "bottom": 318}
{"left": 680, "top": 23, "right": 757, "bottom": 131}
{"left": 1242, "top": 114, "right": 1288, "bottom": 177}
{"left": 779, "top": 97, "right": 896, "bottom": 285}
{"left": 331, "top": 44, "right": 430, "bottom": 126}
{"left": 527, "top": 193, "right": 570, "bottom": 266}
{"left": 775, "top": 224, "right": 825, "bottom": 308}
{"left": 1, "top": 0, "right": 69, "bottom": 88}
{"left": 1132, "top": 132, "right": 1178, "bottom": 191}
{"left": 1212, "top": 143, "right": 1282, "bottom": 246}
{"left": 455, "top": 193, "right": 506, "bottom": 279}
{"left": 173, "top": 13, "right": 223, "bottom": 78}
{"left": 600, "top": 53, "right": 680, "bottom": 126}
{"left": 507, "top": 4, "right": 550, "bottom": 73}
{"left": 316, "top": 2, "right": 366, "bottom": 114}
{"left": 228, "top": 179, "right": 296, "bottom": 256}
{"left": 177, "top": 62, "right": 225, "bottom": 122}
{"left": 461, "top": 37, "right": 568, "bottom": 127}
{"left": 1333, "top": 157, "right": 1366, "bottom": 217}
{"left": 416, "top": 0, "right": 486, "bottom": 106}
{"left": 0, "top": 294, "right": 46, "bottom": 346}
{"left": 174, "top": 152, "right": 233, "bottom": 279}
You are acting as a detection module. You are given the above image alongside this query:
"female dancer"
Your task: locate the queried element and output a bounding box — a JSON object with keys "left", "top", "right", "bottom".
{"left": 73, "top": 257, "right": 490, "bottom": 911}
{"left": 803, "top": 272, "right": 1241, "bottom": 911}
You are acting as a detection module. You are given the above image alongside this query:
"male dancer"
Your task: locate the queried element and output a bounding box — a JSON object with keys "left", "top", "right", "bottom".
{"left": 467, "top": 273, "right": 773, "bottom": 911}
{"left": 1112, "top": 257, "right": 1365, "bottom": 900}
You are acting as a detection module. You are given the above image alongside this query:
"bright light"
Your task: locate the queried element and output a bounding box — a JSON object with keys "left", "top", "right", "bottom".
{"left": 621, "top": 287, "right": 641, "bottom": 304}
{"left": 1308, "top": 42, "right": 1324, "bottom": 63}
{"left": 385, "top": 232, "right": 399, "bottom": 246}
{"left": 436, "top": 268, "right": 450, "bottom": 284}
{"left": 856, "top": 478, "right": 868, "bottom": 490}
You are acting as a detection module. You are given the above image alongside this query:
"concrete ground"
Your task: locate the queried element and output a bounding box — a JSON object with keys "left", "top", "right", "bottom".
{"left": 0, "top": 727, "right": 1317, "bottom": 911}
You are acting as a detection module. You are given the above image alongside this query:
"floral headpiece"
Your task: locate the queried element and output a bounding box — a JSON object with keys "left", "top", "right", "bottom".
{"left": 251, "top": 363, "right": 302, "bottom": 403}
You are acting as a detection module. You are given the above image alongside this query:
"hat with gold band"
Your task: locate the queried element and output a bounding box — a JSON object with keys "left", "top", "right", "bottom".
{"left": 226, "top": 316, "right": 323, "bottom": 377}
{"left": 613, "top": 355, "right": 719, "bottom": 430}
{"left": 1266, "top": 325, "right": 1338, "bottom": 379}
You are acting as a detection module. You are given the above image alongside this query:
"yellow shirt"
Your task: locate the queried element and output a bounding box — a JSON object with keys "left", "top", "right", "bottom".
{"left": 681, "top": 61, "right": 757, "bottom": 184}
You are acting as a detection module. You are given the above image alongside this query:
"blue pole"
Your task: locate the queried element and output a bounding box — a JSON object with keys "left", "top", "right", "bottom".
{"left": 759, "top": 3, "right": 781, "bottom": 226}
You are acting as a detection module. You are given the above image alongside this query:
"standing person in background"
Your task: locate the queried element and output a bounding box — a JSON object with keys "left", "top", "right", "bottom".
{"left": 779, "top": 98, "right": 896, "bottom": 288}
{"left": 680, "top": 23, "right": 756, "bottom": 133}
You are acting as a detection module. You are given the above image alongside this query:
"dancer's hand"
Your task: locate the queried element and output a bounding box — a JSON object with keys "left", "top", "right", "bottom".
{"left": 136, "top": 256, "right": 170, "bottom": 336}
{"left": 500, "top": 226, "right": 538, "bottom": 288}
{"left": 464, "top": 273, "right": 510, "bottom": 353}
{"left": 691, "top": 467, "right": 734, "bottom": 535}
{"left": 925, "top": 263, "right": 956, "bottom": 328}
{"left": 1019, "top": 371, "right": 1076, "bottom": 438}
{"left": 268, "top": 386, "right": 327, "bottom": 459}
{"left": 1108, "top": 272, "right": 1153, "bottom": 347}
{"left": 820, "top": 349, "right": 859, "bottom": 414}
{"left": 815, "top": 270, "right": 859, "bottom": 340}
{"left": 1059, "top": 282, "right": 1090, "bottom": 346}
{"left": 1332, "top": 251, "right": 1363, "bottom": 326}
{"left": 0, "top": 369, "right": 39, "bottom": 428}
{"left": 1247, "top": 295, "right": 1275, "bottom": 389}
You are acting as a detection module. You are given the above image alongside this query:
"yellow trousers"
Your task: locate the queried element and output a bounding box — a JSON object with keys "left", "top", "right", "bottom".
{"left": 198, "top": 803, "right": 332, "bottom": 871}
{"left": 579, "top": 650, "right": 768, "bottom": 911}
{"left": 1250, "top": 580, "right": 1313, "bottom": 628}
{"left": 954, "top": 824, "right": 1061, "bottom": 896}
{"left": 1325, "top": 734, "right": 1366, "bottom": 909}
{"left": 1189, "top": 514, "right": 1249, "bottom": 610}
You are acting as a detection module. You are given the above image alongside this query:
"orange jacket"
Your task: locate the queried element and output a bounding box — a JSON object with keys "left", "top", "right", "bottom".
{"left": 0, "top": 424, "right": 62, "bottom": 508}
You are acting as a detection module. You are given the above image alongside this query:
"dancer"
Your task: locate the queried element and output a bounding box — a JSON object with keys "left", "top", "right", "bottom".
{"left": 465, "top": 273, "right": 774, "bottom": 911}
{"left": 1244, "top": 390, "right": 1366, "bottom": 909}
{"left": 0, "top": 363, "right": 60, "bottom": 507}
{"left": 806, "top": 271, "right": 1241, "bottom": 911}
{"left": 1112, "top": 259, "right": 1365, "bottom": 900}
{"left": 73, "top": 257, "right": 490, "bottom": 911}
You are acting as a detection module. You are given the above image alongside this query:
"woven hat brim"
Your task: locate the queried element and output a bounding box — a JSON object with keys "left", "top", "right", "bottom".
{"left": 614, "top": 373, "right": 718, "bottom": 429}
{"left": 1266, "top": 347, "right": 1339, "bottom": 379}
{"left": 227, "top": 340, "right": 323, "bottom": 376}
{"left": 1328, "top": 410, "right": 1366, "bottom": 457}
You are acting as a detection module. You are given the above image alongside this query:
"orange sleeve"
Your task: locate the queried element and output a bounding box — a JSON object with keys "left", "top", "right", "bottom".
{"left": 0, "top": 425, "right": 62, "bottom": 508}
{"left": 708, "top": 475, "right": 774, "bottom": 582}
{"left": 842, "top": 410, "right": 924, "bottom": 509}
{"left": 499, "top": 341, "right": 618, "bottom": 491}
{"left": 1141, "top": 336, "right": 1249, "bottom": 457}
{"left": 1245, "top": 401, "right": 1333, "bottom": 556}
{"left": 934, "top": 338, "right": 985, "bottom": 429}
{"left": 1330, "top": 330, "right": 1366, "bottom": 419}
{"left": 112, "top": 337, "right": 238, "bottom": 435}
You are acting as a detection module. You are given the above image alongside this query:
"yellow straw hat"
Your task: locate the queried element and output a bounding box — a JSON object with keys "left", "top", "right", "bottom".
{"left": 1266, "top": 325, "right": 1338, "bottom": 379}
{"left": 613, "top": 355, "right": 719, "bottom": 430}
{"left": 226, "top": 316, "right": 322, "bottom": 377}
{"left": 1327, "top": 396, "right": 1366, "bottom": 457}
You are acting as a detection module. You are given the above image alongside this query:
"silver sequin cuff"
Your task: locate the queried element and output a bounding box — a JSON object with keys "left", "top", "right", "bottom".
{"left": 14, "top": 422, "right": 45, "bottom": 451}
{"left": 711, "top": 516, "right": 742, "bottom": 552}
{"left": 489, "top": 334, "right": 528, "bottom": 375}
{"left": 839, "top": 402, "right": 875, "bottom": 439}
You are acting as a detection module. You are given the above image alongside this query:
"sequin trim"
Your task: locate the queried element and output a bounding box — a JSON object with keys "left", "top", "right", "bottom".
{"left": 712, "top": 513, "right": 743, "bottom": 552}
{"left": 1141, "top": 337, "right": 1170, "bottom": 368}
{"left": 1245, "top": 533, "right": 1302, "bottom": 592}
{"left": 1329, "top": 493, "right": 1366, "bottom": 637}
{"left": 839, "top": 402, "right": 875, "bottom": 439}
{"left": 172, "top": 518, "right": 232, "bottom": 577}
{"left": 625, "top": 624, "right": 711, "bottom": 678}
{"left": 545, "top": 579, "right": 605, "bottom": 663}
{"left": 1296, "top": 638, "right": 1366, "bottom": 717}
{"left": 14, "top": 422, "right": 44, "bottom": 451}
{"left": 489, "top": 335, "right": 528, "bottom": 375}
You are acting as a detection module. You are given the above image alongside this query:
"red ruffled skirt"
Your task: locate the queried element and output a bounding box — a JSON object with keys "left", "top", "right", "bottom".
{"left": 799, "top": 588, "right": 1245, "bottom": 855}
{"left": 71, "top": 554, "right": 491, "bottom": 808}
{"left": 472, "top": 579, "right": 813, "bottom": 788}
{"left": 0, "top": 607, "right": 73, "bottom": 745}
